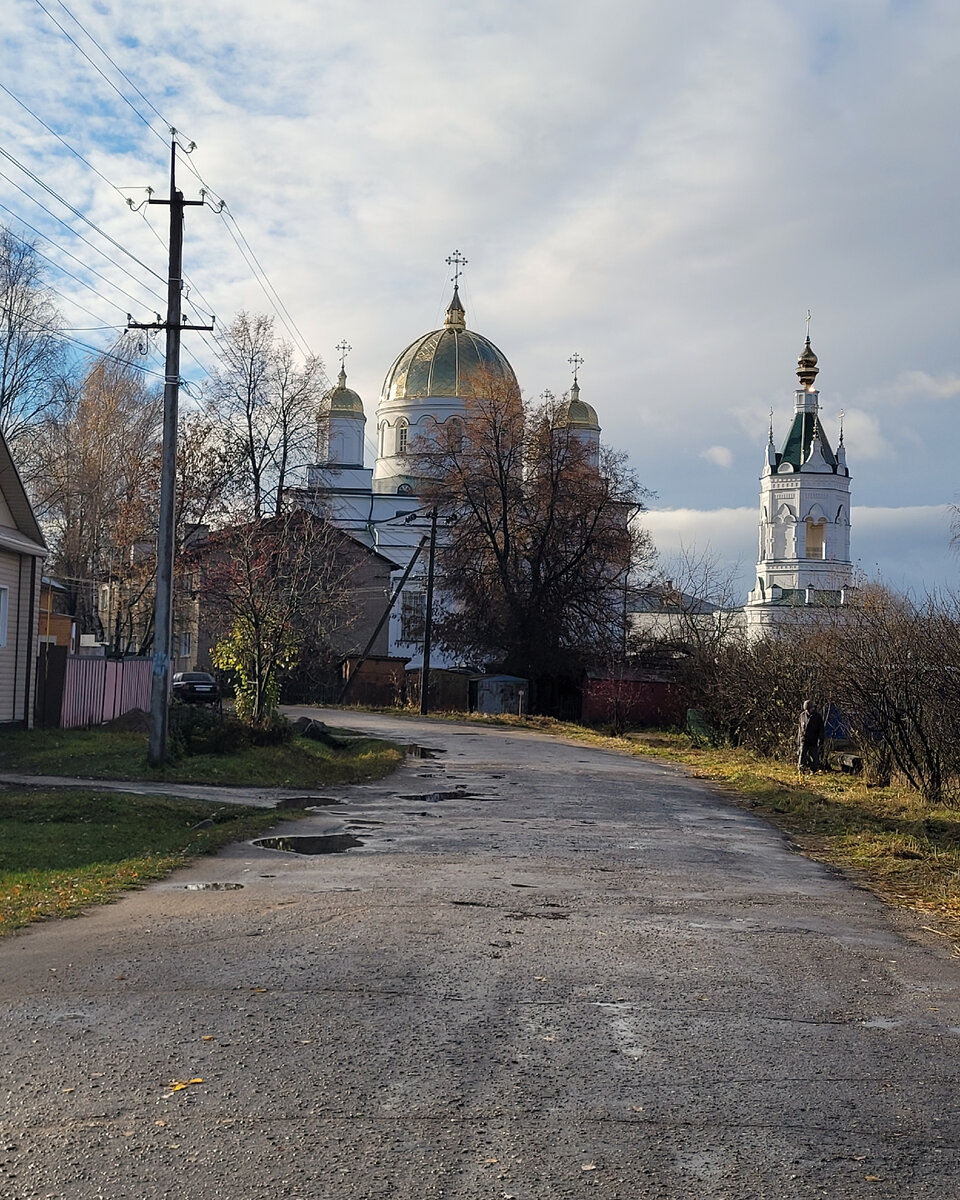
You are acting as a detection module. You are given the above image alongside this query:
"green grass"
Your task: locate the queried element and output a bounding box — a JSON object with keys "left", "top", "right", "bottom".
{"left": 0, "top": 788, "right": 292, "bottom": 934}
{"left": 0, "top": 727, "right": 404, "bottom": 787}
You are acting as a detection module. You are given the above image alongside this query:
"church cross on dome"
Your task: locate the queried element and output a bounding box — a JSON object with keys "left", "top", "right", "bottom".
{"left": 336, "top": 340, "right": 352, "bottom": 371}
{"left": 446, "top": 250, "right": 468, "bottom": 287}
{"left": 568, "top": 352, "right": 584, "bottom": 386}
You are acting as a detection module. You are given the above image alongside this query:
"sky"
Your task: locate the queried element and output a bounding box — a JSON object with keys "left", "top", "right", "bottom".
{"left": 2, "top": 0, "right": 959, "bottom": 599}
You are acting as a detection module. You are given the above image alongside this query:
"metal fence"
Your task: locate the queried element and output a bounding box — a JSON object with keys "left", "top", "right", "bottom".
{"left": 58, "top": 656, "right": 153, "bottom": 729}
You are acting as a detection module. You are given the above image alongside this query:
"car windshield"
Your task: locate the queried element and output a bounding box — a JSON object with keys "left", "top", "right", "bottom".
{"left": 178, "top": 673, "right": 214, "bottom": 682}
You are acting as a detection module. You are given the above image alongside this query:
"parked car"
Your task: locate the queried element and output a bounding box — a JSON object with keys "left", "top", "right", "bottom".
{"left": 172, "top": 671, "right": 221, "bottom": 704}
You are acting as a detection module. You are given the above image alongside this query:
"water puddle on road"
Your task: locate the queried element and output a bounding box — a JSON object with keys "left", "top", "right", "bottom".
{"left": 253, "top": 834, "right": 364, "bottom": 855}
{"left": 406, "top": 744, "right": 446, "bottom": 759}
{"left": 185, "top": 882, "right": 244, "bottom": 891}
{"left": 275, "top": 795, "right": 342, "bottom": 811}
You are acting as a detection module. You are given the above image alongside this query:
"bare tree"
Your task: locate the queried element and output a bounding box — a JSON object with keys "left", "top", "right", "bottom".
{"left": 0, "top": 228, "right": 66, "bottom": 460}
{"left": 31, "top": 352, "right": 161, "bottom": 638}
{"left": 412, "top": 379, "right": 653, "bottom": 712}
{"left": 200, "top": 510, "right": 355, "bottom": 722}
{"left": 209, "top": 312, "right": 326, "bottom": 519}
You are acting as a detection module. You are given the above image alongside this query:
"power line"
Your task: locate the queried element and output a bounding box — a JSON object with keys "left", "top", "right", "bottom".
{"left": 51, "top": 0, "right": 174, "bottom": 134}
{"left": 0, "top": 197, "right": 164, "bottom": 313}
{"left": 29, "top": 1, "right": 320, "bottom": 388}
{"left": 30, "top": 0, "right": 169, "bottom": 148}
{"left": 0, "top": 143, "right": 165, "bottom": 283}
{"left": 215, "top": 208, "right": 314, "bottom": 362}
{"left": 0, "top": 168, "right": 167, "bottom": 309}
{"left": 0, "top": 80, "right": 128, "bottom": 202}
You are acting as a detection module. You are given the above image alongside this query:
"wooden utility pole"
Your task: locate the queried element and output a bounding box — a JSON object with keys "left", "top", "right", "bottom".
{"left": 129, "top": 134, "right": 216, "bottom": 766}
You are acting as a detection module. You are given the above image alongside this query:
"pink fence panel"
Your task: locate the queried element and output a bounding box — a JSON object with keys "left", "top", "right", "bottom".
{"left": 120, "top": 659, "right": 152, "bottom": 714}
{"left": 60, "top": 657, "right": 153, "bottom": 729}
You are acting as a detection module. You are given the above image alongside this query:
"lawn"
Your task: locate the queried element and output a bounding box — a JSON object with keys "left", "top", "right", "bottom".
{"left": 0, "top": 788, "right": 292, "bottom": 935}
{"left": 0, "top": 726, "right": 405, "bottom": 787}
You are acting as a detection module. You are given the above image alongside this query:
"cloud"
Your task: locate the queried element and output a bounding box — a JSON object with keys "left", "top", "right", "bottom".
{"left": 642, "top": 504, "right": 955, "bottom": 601}
{"left": 1, "top": 0, "right": 959, "bottom": 522}
{"left": 698, "top": 445, "right": 734, "bottom": 469}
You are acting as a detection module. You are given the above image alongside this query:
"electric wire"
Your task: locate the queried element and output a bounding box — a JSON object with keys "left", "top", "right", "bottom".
{"left": 0, "top": 143, "right": 165, "bottom": 283}
{"left": 23, "top": 3, "right": 321, "bottom": 396}
{"left": 0, "top": 197, "right": 165, "bottom": 313}
{"left": 0, "top": 80, "right": 129, "bottom": 203}
{"left": 31, "top": 0, "right": 169, "bottom": 149}
{"left": 0, "top": 80, "right": 217, "bottom": 344}
{"left": 0, "top": 169, "right": 167, "bottom": 308}
{"left": 50, "top": 0, "right": 173, "bottom": 135}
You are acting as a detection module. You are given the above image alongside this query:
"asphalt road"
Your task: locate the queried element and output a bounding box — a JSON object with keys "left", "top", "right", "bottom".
{"left": 2, "top": 709, "right": 960, "bottom": 1200}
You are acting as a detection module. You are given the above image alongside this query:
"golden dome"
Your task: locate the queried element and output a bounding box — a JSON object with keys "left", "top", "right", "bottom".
{"left": 380, "top": 286, "right": 519, "bottom": 405}
{"left": 323, "top": 367, "right": 364, "bottom": 417}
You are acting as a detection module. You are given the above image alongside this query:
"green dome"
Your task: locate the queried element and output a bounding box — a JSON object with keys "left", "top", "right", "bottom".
{"left": 323, "top": 368, "right": 364, "bottom": 417}
{"left": 380, "top": 286, "right": 519, "bottom": 405}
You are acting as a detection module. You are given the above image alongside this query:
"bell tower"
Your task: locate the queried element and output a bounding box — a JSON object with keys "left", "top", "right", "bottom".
{"left": 745, "top": 328, "right": 853, "bottom": 635}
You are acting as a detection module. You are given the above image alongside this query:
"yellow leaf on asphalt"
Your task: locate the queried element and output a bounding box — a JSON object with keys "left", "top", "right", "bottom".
{"left": 581, "top": 1163, "right": 598, "bottom": 1171}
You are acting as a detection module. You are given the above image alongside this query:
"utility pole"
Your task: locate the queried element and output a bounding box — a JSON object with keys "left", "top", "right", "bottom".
{"left": 419, "top": 506, "right": 438, "bottom": 716}
{"left": 129, "top": 133, "right": 216, "bottom": 766}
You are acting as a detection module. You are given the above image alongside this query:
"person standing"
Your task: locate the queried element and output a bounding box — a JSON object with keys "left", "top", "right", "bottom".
{"left": 798, "top": 700, "right": 825, "bottom": 773}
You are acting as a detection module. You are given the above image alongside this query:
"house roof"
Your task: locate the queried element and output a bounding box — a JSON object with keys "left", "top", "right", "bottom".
{"left": 630, "top": 586, "right": 720, "bottom": 615}
{"left": 0, "top": 431, "right": 46, "bottom": 557}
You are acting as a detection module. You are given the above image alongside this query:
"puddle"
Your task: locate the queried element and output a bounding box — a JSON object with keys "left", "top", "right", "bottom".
{"left": 253, "top": 834, "right": 364, "bottom": 855}
{"left": 406, "top": 744, "right": 446, "bottom": 759}
{"left": 397, "top": 790, "right": 486, "bottom": 803}
{"left": 275, "top": 795, "right": 341, "bottom": 811}
{"left": 347, "top": 819, "right": 383, "bottom": 827}
{"left": 185, "top": 882, "right": 244, "bottom": 891}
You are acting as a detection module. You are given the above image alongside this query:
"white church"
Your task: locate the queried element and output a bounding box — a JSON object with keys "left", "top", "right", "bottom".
{"left": 293, "top": 263, "right": 602, "bottom": 665}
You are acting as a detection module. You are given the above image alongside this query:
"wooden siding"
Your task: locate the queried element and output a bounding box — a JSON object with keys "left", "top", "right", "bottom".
{"left": 0, "top": 548, "right": 39, "bottom": 725}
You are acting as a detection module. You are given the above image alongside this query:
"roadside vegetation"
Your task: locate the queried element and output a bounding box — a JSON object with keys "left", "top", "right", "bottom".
{"left": 0, "top": 724, "right": 404, "bottom": 787}
{"left": 0, "top": 788, "right": 292, "bottom": 935}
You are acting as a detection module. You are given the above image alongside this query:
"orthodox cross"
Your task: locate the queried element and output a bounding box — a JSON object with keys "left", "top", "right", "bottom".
{"left": 336, "top": 340, "right": 352, "bottom": 371}
{"left": 446, "top": 250, "right": 468, "bottom": 286}
{"left": 805, "top": 309, "right": 812, "bottom": 339}
{"left": 568, "top": 352, "right": 584, "bottom": 384}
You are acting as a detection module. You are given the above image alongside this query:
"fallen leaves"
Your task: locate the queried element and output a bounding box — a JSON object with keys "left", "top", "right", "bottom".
{"left": 167, "top": 1077, "right": 204, "bottom": 1092}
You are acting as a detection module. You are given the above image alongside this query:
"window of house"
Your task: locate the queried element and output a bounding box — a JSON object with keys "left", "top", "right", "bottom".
{"left": 400, "top": 588, "right": 424, "bottom": 644}
{"left": 180, "top": 631, "right": 192, "bottom": 658}
{"left": 397, "top": 420, "right": 408, "bottom": 454}
{"left": 0, "top": 586, "right": 7, "bottom": 648}
{"left": 805, "top": 519, "right": 825, "bottom": 559}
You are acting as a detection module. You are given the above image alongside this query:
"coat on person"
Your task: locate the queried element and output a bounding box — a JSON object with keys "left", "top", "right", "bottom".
{"left": 798, "top": 700, "right": 825, "bottom": 772}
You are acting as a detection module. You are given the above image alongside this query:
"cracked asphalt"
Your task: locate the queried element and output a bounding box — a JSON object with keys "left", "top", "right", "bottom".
{"left": 2, "top": 708, "right": 960, "bottom": 1199}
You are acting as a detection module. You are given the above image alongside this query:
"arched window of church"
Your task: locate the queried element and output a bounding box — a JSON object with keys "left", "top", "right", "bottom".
{"left": 397, "top": 419, "right": 409, "bottom": 454}
{"left": 378, "top": 422, "right": 386, "bottom": 456}
{"left": 449, "top": 417, "right": 464, "bottom": 454}
{"left": 805, "top": 519, "right": 826, "bottom": 559}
